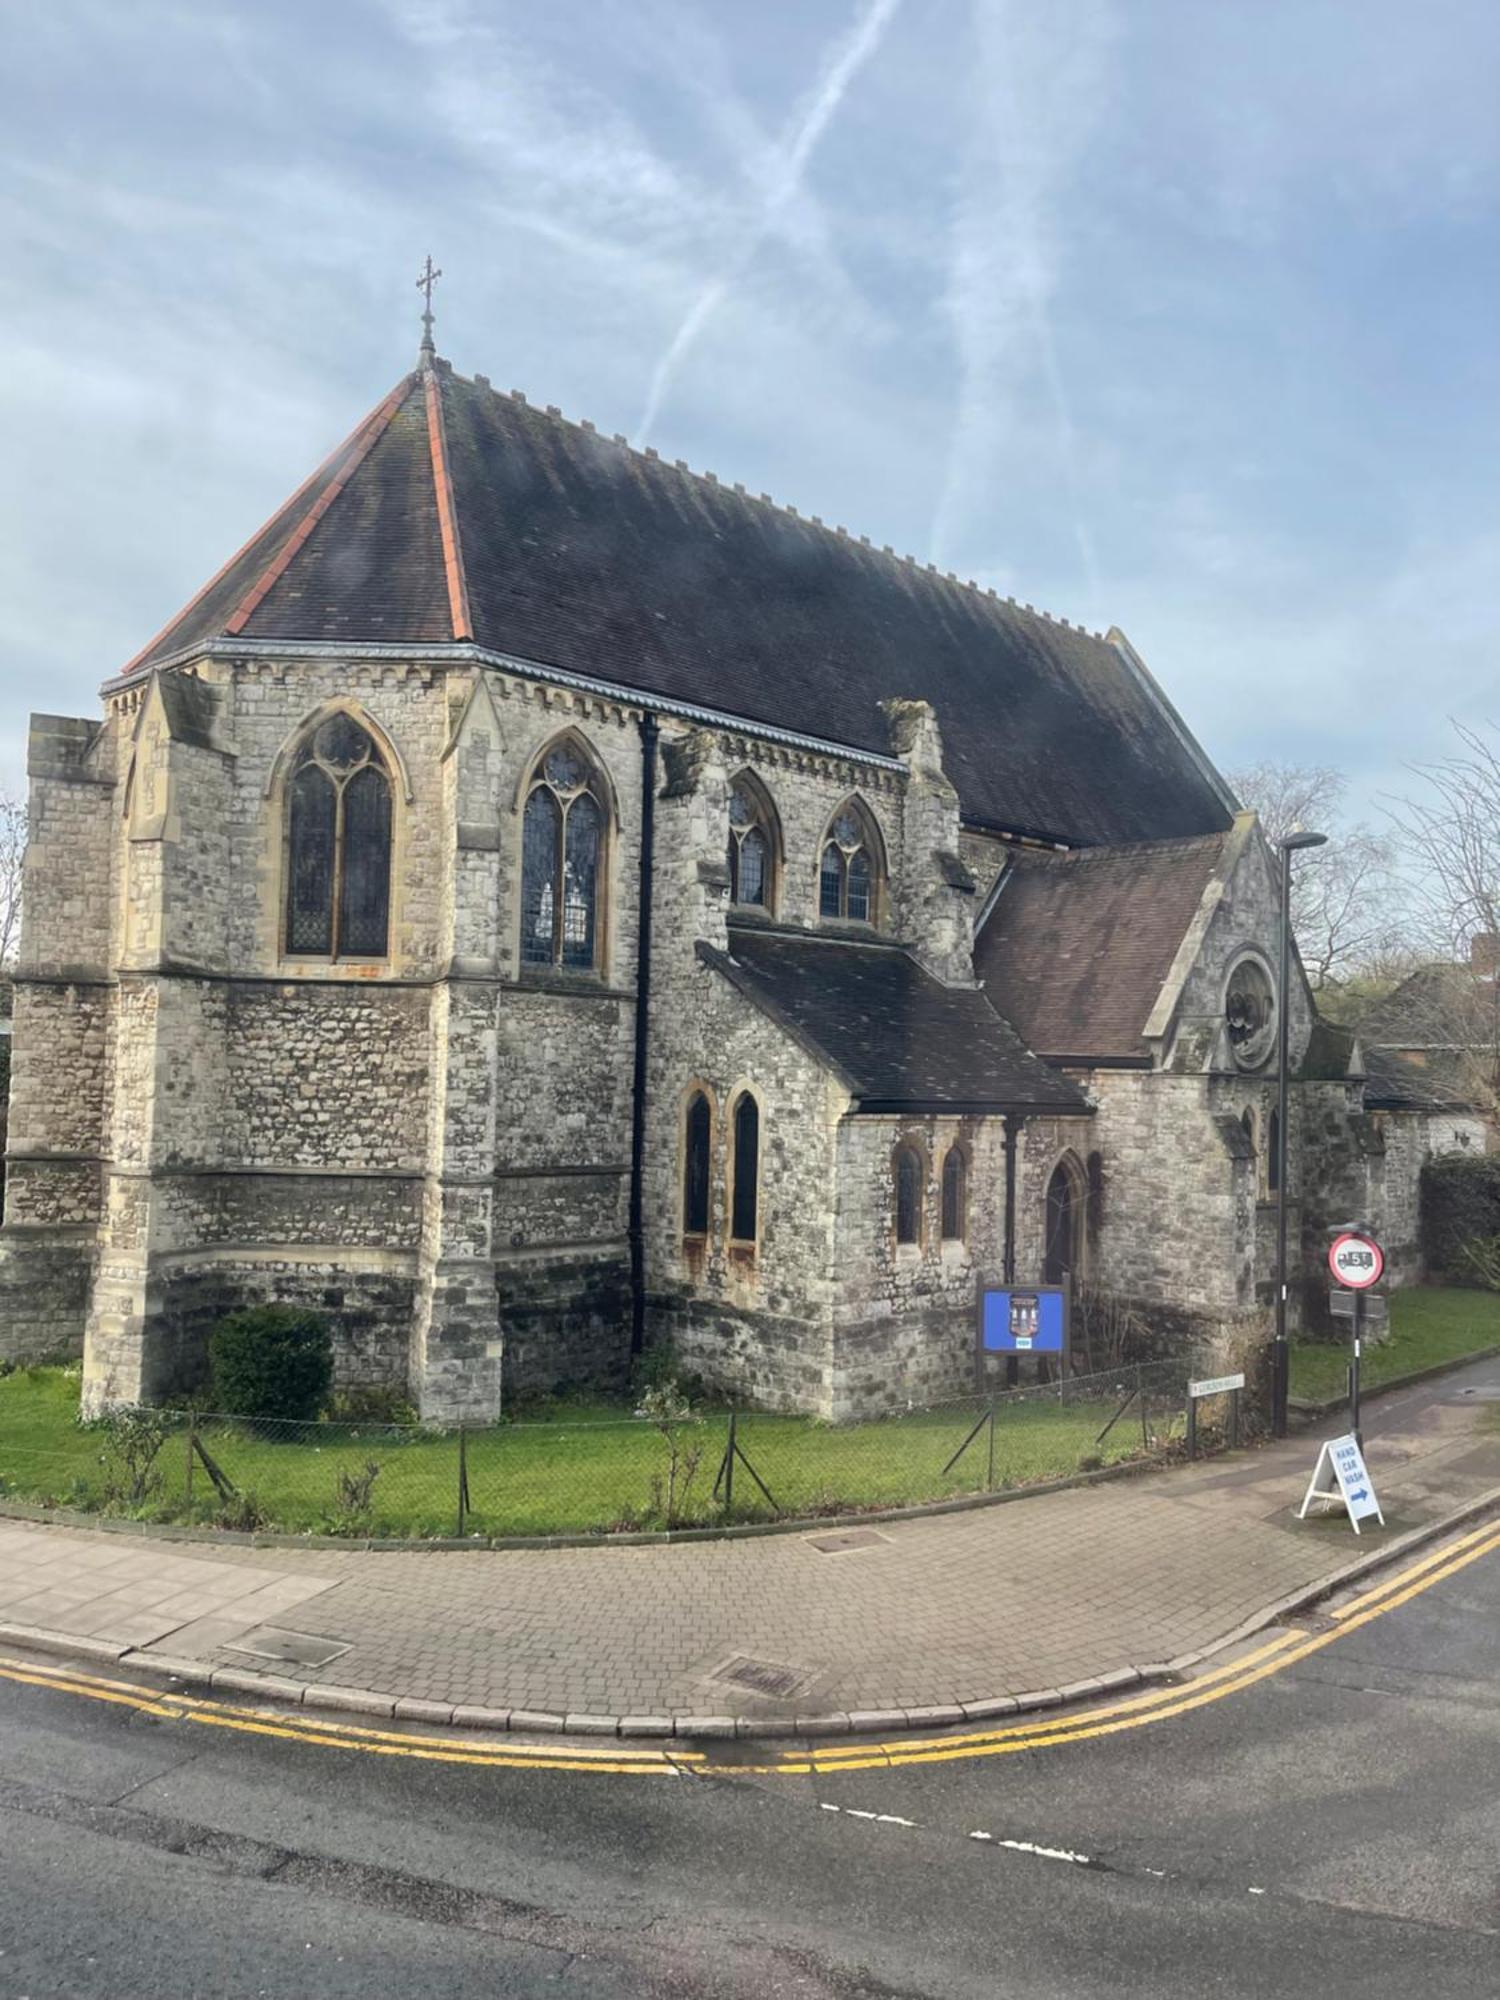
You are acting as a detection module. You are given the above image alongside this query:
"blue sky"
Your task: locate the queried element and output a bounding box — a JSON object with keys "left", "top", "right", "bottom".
{"left": 4, "top": 0, "right": 1497, "bottom": 823}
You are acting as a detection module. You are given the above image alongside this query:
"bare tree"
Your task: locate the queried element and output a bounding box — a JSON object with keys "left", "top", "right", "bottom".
{"left": 0, "top": 791, "right": 24, "bottom": 977}
{"left": 1381, "top": 721, "right": 1500, "bottom": 1121}
{"left": 1228, "top": 761, "right": 1407, "bottom": 991}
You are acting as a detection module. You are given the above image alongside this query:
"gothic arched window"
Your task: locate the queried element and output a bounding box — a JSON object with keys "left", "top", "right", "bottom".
{"left": 727, "top": 776, "right": 778, "bottom": 911}
{"left": 819, "top": 800, "right": 882, "bottom": 924}
{"left": 1268, "top": 1108, "right": 1281, "bottom": 1193}
{"left": 940, "top": 1145, "right": 967, "bottom": 1243}
{"left": 895, "top": 1143, "right": 924, "bottom": 1246}
{"left": 285, "top": 713, "right": 393, "bottom": 959}
{"left": 683, "top": 1090, "right": 712, "bottom": 1236}
{"left": 521, "top": 740, "right": 607, "bottom": 971}
{"left": 730, "top": 1092, "right": 760, "bottom": 1244}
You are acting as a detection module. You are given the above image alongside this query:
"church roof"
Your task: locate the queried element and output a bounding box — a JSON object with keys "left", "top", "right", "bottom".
{"left": 702, "top": 925, "right": 1089, "bottom": 1115}
{"left": 975, "top": 831, "right": 1231, "bottom": 1062}
{"left": 121, "top": 357, "right": 1235, "bottom": 848}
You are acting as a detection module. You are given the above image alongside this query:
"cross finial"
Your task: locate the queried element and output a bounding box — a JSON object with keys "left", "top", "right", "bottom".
{"left": 416, "top": 254, "right": 442, "bottom": 357}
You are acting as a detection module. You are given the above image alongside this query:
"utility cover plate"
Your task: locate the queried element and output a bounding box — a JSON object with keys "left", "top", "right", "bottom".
{"left": 223, "top": 1627, "right": 351, "bottom": 1670}
{"left": 806, "top": 1527, "right": 892, "bottom": 1554}
{"left": 708, "top": 1655, "right": 815, "bottom": 1701}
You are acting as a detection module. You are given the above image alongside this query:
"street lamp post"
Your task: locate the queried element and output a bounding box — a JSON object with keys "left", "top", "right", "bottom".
{"left": 1272, "top": 828, "right": 1329, "bottom": 1438}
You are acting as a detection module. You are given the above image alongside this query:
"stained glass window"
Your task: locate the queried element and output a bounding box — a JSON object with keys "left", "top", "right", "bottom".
{"left": 727, "top": 779, "right": 775, "bottom": 909}
{"left": 731, "top": 1094, "right": 759, "bottom": 1242}
{"left": 284, "top": 715, "right": 391, "bottom": 959}
{"left": 820, "top": 801, "right": 880, "bottom": 923}
{"left": 684, "top": 1091, "right": 712, "bottom": 1235}
{"left": 895, "top": 1145, "right": 922, "bottom": 1246}
{"left": 941, "top": 1147, "right": 966, "bottom": 1242}
{"left": 521, "top": 738, "right": 607, "bottom": 971}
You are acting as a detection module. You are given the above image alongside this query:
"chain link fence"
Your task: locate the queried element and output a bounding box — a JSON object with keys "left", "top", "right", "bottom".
{"left": 0, "top": 1358, "right": 1202, "bottom": 1542}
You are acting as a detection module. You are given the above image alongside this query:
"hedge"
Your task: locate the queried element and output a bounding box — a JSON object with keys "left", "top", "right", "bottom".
{"left": 1420, "top": 1154, "right": 1500, "bottom": 1278}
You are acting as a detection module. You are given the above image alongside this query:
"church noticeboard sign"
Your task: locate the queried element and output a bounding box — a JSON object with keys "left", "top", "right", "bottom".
{"left": 978, "top": 1285, "right": 1068, "bottom": 1357}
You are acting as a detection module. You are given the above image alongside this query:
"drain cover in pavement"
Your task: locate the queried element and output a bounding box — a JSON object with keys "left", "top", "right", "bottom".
{"left": 806, "top": 1527, "right": 892, "bottom": 1554}
{"left": 224, "top": 1628, "right": 351, "bottom": 1670}
{"left": 709, "top": 1655, "right": 814, "bottom": 1700}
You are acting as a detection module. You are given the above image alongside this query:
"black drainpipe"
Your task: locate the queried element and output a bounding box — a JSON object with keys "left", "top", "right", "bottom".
{"left": 1003, "top": 1112, "right": 1023, "bottom": 1387}
{"left": 628, "top": 714, "right": 660, "bottom": 1358}
{"left": 1002, "top": 1113, "right": 1022, "bottom": 1283}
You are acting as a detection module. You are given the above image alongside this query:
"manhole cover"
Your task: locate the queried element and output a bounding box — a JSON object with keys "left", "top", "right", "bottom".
{"left": 806, "top": 1527, "right": 892, "bottom": 1554}
{"left": 709, "top": 1655, "right": 814, "bottom": 1700}
{"left": 1456, "top": 1386, "right": 1500, "bottom": 1401}
{"left": 224, "top": 1628, "right": 351, "bottom": 1670}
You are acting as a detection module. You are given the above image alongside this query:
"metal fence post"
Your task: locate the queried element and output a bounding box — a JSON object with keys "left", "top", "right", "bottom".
{"left": 1137, "top": 1364, "right": 1149, "bottom": 1452}
{"left": 1186, "top": 1393, "right": 1198, "bottom": 1462}
{"left": 985, "top": 1397, "right": 997, "bottom": 1491}
{"left": 724, "top": 1407, "right": 736, "bottom": 1516}
{"left": 456, "top": 1423, "right": 468, "bottom": 1538}
{"left": 185, "top": 1415, "right": 196, "bottom": 1508}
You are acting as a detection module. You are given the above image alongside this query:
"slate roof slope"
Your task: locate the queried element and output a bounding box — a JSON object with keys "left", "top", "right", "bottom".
{"left": 703, "top": 925, "right": 1088, "bottom": 1114}
{"left": 122, "top": 356, "right": 1235, "bottom": 847}
{"left": 975, "top": 832, "right": 1230, "bottom": 1062}
{"left": 1360, "top": 1044, "right": 1469, "bottom": 1112}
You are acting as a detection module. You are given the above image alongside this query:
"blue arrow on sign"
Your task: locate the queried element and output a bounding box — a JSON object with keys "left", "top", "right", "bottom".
{"left": 1347, "top": 1487, "right": 1369, "bottom": 1503}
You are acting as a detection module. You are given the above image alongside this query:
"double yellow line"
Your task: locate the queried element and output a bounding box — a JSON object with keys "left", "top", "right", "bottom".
{"left": 3, "top": 1516, "right": 1497, "bottom": 1779}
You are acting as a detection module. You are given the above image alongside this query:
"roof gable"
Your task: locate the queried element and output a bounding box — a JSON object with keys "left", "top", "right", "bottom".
{"left": 975, "top": 831, "right": 1231, "bottom": 1062}
{"left": 121, "top": 355, "right": 1236, "bottom": 850}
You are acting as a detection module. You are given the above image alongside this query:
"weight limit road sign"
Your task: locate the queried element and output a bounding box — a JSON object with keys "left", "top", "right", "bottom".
{"left": 1328, "top": 1230, "right": 1384, "bottom": 1290}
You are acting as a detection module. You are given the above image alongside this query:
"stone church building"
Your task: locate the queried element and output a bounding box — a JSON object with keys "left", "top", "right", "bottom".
{"left": 0, "top": 330, "right": 1424, "bottom": 1421}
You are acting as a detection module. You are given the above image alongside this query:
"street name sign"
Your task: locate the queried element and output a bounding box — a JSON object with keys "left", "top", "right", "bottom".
{"left": 1298, "top": 1431, "right": 1385, "bottom": 1533}
{"left": 1328, "top": 1231, "right": 1384, "bottom": 1290}
{"left": 1188, "top": 1372, "right": 1246, "bottom": 1399}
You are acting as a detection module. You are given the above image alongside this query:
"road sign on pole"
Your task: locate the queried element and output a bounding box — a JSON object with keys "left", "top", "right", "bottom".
{"left": 1298, "top": 1432, "right": 1384, "bottom": 1533}
{"left": 1328, "top": 1230, "right": 1384, "bottom": 1290}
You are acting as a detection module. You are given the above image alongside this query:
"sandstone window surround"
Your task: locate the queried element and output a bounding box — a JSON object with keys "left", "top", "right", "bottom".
{"left": 818, "top": 797, "right": 886, "bottom": 927}
{"left": 726, "top": 772, "right": 782, "bottom": 914}
{"left": 682, "top": 1087, "right": 713, "bottom": 1237}
{"left": 893, "top": 1138, "right": 926, "bottom": 1251}
{"left": 520, "top": 733, "right": 611, "bottom": 974}
{"left": 940, "top": 1142, "right": 969, "bottom": 1245}
{"left": 283, "top": 712, "right": 394, "bottom": 961}
{"left": 728, "top": 1090, "right": 761, "bottom": 1249}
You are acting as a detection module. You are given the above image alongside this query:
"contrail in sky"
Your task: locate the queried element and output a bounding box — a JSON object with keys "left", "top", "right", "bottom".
{"left": 636, "top": 0, "right": 901, "bottom": 444}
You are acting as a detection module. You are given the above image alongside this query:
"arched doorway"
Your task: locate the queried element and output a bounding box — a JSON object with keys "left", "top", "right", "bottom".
{"left": 1043, "top": 1157, "right": 1085, "bottom": 1286}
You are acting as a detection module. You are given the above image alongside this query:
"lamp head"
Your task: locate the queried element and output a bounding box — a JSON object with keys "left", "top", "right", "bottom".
{"left": 1280, "top": 829, "right": 1328, "bottom": 852}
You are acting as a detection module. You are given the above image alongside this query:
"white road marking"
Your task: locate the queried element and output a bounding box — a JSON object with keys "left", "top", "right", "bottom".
{"left": 818, "top": 1802, "right": 918, "bottom": 1828}
{"left": 969, "top": 1832, "right": 1093, "bottom": 1865}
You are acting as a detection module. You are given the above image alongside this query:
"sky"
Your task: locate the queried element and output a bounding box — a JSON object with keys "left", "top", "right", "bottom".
{"left": 3, "top": 0, "right": 1498, "bottom": 832}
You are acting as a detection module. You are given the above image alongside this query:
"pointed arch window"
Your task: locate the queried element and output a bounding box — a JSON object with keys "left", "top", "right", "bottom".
{"left": 730, "top": 1093, "right": 760, "bottom": 1244}
{"left": 819, "top": 802, "right": 882, "bottom": 924}
{"left": 895, "top": 1143, "right": 924, "bottom": 1246}
{"left": 727, "top": 777, "right": 777, "bottom": 912}
{"left": 941, "top": 1146, "right": 968, "bottom": 1243}
{"left": 1267, "top": 1108, "right": 1281, "bottom": 1194}
{"left": 683, "top": 1091, "right": 712, "bottom": 1236}
{"left": 522, "top": 741, "right": 607, "bottom": 971}
{"left": 285, "top": 713, "right": 393, "bottom": 959}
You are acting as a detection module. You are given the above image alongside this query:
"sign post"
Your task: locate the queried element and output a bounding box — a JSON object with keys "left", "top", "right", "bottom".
{"left": 1185, "top": 1371, "right": 1246, "bottom": 1459}
{"left": 1328, "top": 1229, "right": 1384, "bottom": 1449}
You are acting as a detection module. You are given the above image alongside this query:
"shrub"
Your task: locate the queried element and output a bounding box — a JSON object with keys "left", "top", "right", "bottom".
{"left": 637, "top": 1380, "right": 707, "bottom": 1528}
{"left": 97, "top": 1409, "right": 170, "bottom": 1510}
{"left": 324, "top": 1384, "right": 418, "bottom": 1427}
{"left": 208, "top": 1306, "right": 333, "bottom": 1424}
{"left": 1421, "top": 1155, "right": 1500, "bottom": 1279}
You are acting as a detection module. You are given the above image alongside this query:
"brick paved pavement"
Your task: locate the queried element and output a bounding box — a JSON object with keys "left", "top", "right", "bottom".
{"left": 2, "top": 1360, "right": 1496, "bottom": 1731}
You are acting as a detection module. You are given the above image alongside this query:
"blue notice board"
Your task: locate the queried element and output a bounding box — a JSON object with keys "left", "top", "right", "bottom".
{"left": 979, "top": 1285, "right": 1067, "bottom": 1355}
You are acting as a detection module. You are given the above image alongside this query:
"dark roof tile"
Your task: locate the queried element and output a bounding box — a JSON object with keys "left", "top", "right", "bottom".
{"left": 706, "top": 925, "right": 1088, "bottom": 1114}
{"left": 974, "top": 834, "right": 1228, "bottom": 1062}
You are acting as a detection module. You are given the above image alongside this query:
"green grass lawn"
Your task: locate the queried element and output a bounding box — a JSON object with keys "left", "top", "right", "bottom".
{"left": 0, "top": 1364, "right": 1180, "bottom": 1541}
{"left": 1290, "top": 1285, "right": 1500, "bottom": 1403}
